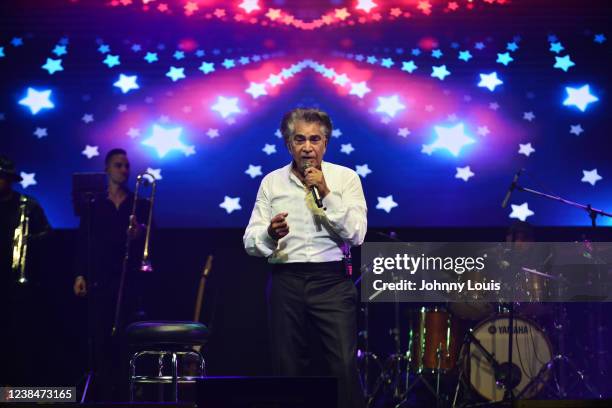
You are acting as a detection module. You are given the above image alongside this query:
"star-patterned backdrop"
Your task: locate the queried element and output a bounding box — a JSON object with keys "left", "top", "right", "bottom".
{"left": 2, "top": 0, "right": 611, "bottom": 228}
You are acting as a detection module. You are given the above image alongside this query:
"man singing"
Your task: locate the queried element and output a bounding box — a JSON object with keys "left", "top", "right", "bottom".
{"left": 244, "top": 108, "right": 367, "bottom": 408}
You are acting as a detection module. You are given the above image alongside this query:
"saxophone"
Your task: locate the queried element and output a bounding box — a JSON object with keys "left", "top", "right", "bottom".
{"left": 12, "top": 195, "right": 29, "bottom": 284}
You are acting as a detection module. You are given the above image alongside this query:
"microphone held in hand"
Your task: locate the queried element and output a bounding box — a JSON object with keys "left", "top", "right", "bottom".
{"left": 303, "top": 162, "right": 324, "bottom": 208}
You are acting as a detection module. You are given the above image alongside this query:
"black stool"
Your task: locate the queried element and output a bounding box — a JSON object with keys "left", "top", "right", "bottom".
{"left": 126, "top": 321, "right": 209, "bottom": 402}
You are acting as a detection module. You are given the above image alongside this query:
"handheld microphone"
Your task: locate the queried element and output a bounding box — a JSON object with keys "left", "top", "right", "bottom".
{"left": 501, "top": 168, "right": 524, "bottom": 208}
{"left": 302, "top": 162, "right": 324, "bottom": 208}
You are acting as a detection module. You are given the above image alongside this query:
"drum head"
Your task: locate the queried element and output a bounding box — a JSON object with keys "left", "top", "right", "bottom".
{"left": 469, "top": 316, "right": 552, "bottom": 402}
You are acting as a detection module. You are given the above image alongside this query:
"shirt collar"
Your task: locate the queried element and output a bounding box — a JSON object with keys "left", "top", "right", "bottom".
{"left": 285, "top": 161, "right": 328, "bottom": 187}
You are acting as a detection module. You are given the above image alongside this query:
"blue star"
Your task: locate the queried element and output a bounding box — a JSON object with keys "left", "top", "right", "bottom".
{"left": 144, "top": 52, "right": 158, "bottom": 63}
{"left": 411, "top": 48, "right": 421, "bottom": 56}
{"left": 58, "top": 37, "right": 69, "bottom": 45}
{"left": 222, "top": 59, "right": 235, "bottom": 69}
{"left": 563, "top": 85, "right": 598, "bottom": 112}
{"left": 450, "top": 42, "right": 460, "bottom": 49}
{"left": 41, "top": 58, "right": 63, "bottom": 75}
{"left": 458, "top": 50, "right": 472, "bottom": 62}
{"left": 431, "top": 65, "right": 451, "bottom": 80}
{"left": 395, "top": 48, "right": 404, "bottom": 54}
{"left": 376, "top": 95, "right": 406, "bottom": 118}
{"left": 211, "top": 96, "right": 241, "bottom": 118}
{"left": 52, "top": 45, "right": 67, "bottom": 56}
{"left": 239, "top": 56, "right": 250, "bottom": 65}
{"left": 594, "top": 34, "right": 606, "bottom": 44}
{"left": 547, "top": 34, "right": 558, "bottom": 43}
{"left": 431, "top": 49, "right": 443, "bottom": 59}
{"left": 554, "top": 55, "right": 575, "bottom": 72}
{"left": 252, "top": 54, "right": 261, "bottom": 62}
{"left": 198, "top": 61, "right": 215, "bottom": 74}
{"left": 496, "top": 52, "right": 514, "bottom": 66}
{"left": 195, "top": 49, "right": 206, "bottom": 57}
{"left": 0, "top": 47, "right": 4, "bottom": 58}
{"left": 549, "top": 42, "right": 564, "bottom": 54}
{"left": 166, "top": 66, "right": 186, "bottom": 82}
{"left": 103, "top": 54, "right": 120, "bottom": 68}
{"left": 424, "top": 123, "right": 475, "bottom": 157}
{"left": 474, "top": 42, "right": 485, "bottom": 50}
{"left": 113, "top": 74, "right": 139, "bottom": 94}
{"left": 212, "top": 49, "right": 221, "bottom": 55}
{"left": 173, "top": 50, "right": 185, "bottom": 60}
{"left": 478, "top": 72, "right": 503, "bottom": 91}
{"left": 11, "top": 37, "right": 23, "bottom": 47}
{"left": 381, "top": 58, "right": 394, "bottom": 68}
{"left": 131, "top": 44, "right": 141, "bottom": 52}
{"left": 401, "top": 60, "right": 417, "bottom": 73}
{"left": 507, "top": 42, "right": 519, "bottom": 52}
{"left": 366, "top": 56, "right": 378, "bottom": 64}
{"left": 19, "top": 88, "right": 54, "bottom": 115}
{"left": 98, "top": 44, "right": 110, "bottom": 54}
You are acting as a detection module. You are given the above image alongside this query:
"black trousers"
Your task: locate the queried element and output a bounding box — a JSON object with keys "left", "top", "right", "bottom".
{"left": 267, "top": 261, "right": 365, "bottom": 408}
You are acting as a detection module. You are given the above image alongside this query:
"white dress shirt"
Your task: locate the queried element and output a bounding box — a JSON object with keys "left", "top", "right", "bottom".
{"left": 243, "top": 161, "right": 367, "bottom": 263}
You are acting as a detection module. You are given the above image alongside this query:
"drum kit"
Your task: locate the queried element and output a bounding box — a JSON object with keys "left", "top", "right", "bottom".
{"left": 357, "top": 245, "right": 606, "bottom": 408}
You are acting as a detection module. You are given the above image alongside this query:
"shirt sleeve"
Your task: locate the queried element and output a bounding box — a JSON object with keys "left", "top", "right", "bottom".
{"left": 321, "top": 171, "right": 367, "bottom": 247}
{"left": 243, "top": 176, "right": 278, "bottom": 257}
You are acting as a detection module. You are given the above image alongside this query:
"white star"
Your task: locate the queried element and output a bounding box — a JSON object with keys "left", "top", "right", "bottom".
{"left": 397, "top": 128, "right": 410, "bottom": 138}
{"left": 518, "top": 143, "right": 535, "bottom": 157}
{"left": 275, "top": 129, "right": 283, "bottom": 138}
{"left": 509, "top": 202, "right": 534, "bottom": 222}
{"left": 19, "top": 172, "right": 37, "bottom": 189}
{"left": 33, "top": 127, "right": 48, "bottom": 138}
{"left": 245, "top": 82, "right": 267, "bottom": 99}
{"left": 82, "top": 145, "right": 99, "bottom": 159}
{"left": 333, "top": 73, "right": 350, "bottom": 87}
{"left": 219, "top": 196, "right": 241, "bottom": 214}
{"left": 455, "top": 166, "right": 474, "bottom": 182}
{"left": 431, "top": 65, "right": 451, "bottom": 80}
{"left": 340, "top": 143, "right": 354, "bottom": 154}
{"left": 141, "top": 124, "right": 189, "bottom": 158}
{"left": 376, "top": 195, "right": 398, "bottom": 213}
{"left": 262, "top": 144, "right": 277, "bottom": 155}
{"left": 376, "top": 95, "right": 406, "bottom": 118}
{"left": 239, "top": 0, "right": 260, "bottom": 13}
{"left": 117, "top": 104, "right": 128, "bottom": 112}
{"left": 581, "top": 169, "right": 602, "bottom": 186}
{"left": 245, "top": 164, "right": 263, "bottom": 178}
{"left": 183, "top": 145, "right": 196, "bottom": 157}
{"left": 211, "top": 96, "right": 241, "bottom": 118}
{"left": 478, "top": 72, "right": 503, "bottom": 92}
{"left": 81, "top": 113, "right": 94, "bottom": 123}
{"left": 563, "top": 85, "right": 599, "bottom": 112}
{"left": 145, "top": 168, "right": 162, "bottom": 180}
{"left": 332, "top": 129, "right": 343, "bottom": 138}
{"left": 19, "top": 88, "right": 54, "bottom": 115}
{"left": 424, "top": 123, "right": 475, "bottom": 157}
{"left": 267, "top": 74, "right": 283, "bottom": 87}
{"left": 349, "top": 81, "right": 371, "bottom": 98}
{"left": 355, "top": 164, "right": 372, "bottom": 178}
{"left": 166, "top": 66, "right": 186, "bottom": 82}
{"left": 570, "top": 124, "right": 584, "bottom": 136}
{"left": 206, "top": 128, "right": 220, "bottom": 138}
{"left": 356, "top": 0, "right": 377, "bottom": 12}
{"left": 421, "top": 144, "right": 435, "bottom": 155}
{"left": 113, "top": 74, "right": 139, "bottom": 94}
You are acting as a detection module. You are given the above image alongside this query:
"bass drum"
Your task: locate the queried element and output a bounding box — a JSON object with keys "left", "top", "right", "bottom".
{"left": 469, "top": 315, "right": 552, "bottom": 402}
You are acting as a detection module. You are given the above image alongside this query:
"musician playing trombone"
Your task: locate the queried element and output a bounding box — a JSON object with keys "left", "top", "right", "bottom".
{"left": 0, "top": 155, "right": 51, "bottom": 386}
{"left": 73, "top": 148, "right": 153, "bottom": 401}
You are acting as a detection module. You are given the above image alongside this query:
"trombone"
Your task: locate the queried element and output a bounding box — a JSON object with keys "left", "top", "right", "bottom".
{"left": 112, "top": 172, "right": 156, "bottom": 336}
{"left": 12, "top": 195, "right": 29, "bottom": 285}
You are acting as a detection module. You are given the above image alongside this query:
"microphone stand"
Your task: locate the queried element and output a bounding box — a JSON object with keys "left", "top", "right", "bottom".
{"left": 510, "top": 183, "right": 612, "bottom": 228}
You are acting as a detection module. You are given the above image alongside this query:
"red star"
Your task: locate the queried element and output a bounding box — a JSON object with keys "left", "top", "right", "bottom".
{"left": 390, "top": 8, "right": 402, "bottom": 17}
{"left": 371, "top": 13, "right": 381, "bottom": 21}
{"left": 157, "top": 3, "right": 168, "bottom": 12}
{"left": 184, "top": 2, "right": 198, "bottom": 15}
{"left": 447, "top": 2, "right": 459, "bottom": 11}
{"left": 213, "top": 8, "right": 226, "bottom": 18}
